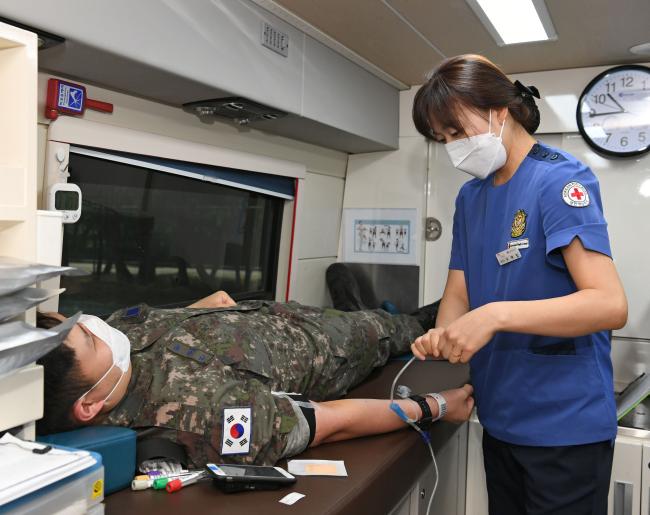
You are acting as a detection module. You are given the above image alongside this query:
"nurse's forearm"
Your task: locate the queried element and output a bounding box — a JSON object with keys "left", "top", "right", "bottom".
{"left": 436, "top": 270, "right": 470, "bottom": 328}
{"left": 436, "top": 295, "right": 470, "bottom": 328}
{"left": 491, "top": 288, "right": 627, "bottom": 337}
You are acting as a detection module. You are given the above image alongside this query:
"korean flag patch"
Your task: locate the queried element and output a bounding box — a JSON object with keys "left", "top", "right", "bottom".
{"left": 562, "top": 181, "right": 590, "bottom": 207}
{"left": 221, "top": 407, "right": 252, "bottom": 455}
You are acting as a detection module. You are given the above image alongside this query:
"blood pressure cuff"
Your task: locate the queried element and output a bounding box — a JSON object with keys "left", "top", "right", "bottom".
{"left": 272, "top": 392, "right": 316, "bottom": 456}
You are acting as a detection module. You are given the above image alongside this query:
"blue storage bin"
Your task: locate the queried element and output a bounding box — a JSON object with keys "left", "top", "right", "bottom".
{"left": 39, "top": 426, "right": 136, "bottom": 494}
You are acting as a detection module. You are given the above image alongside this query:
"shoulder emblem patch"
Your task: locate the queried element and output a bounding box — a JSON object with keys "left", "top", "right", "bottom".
{"left": 562, "top": 182, "right": 590, "bottom": 207}
{"left": 221, "top": 407, "right": 252, "bottom": 455}
{"left": 511, "top": 209, "right": 527, "bottom": 238}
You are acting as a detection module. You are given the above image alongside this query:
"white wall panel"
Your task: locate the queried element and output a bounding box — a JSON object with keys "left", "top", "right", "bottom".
{"left": 344, "top": 137, "right": 428, "bottom": 210}
{"left": 424, "top": 144, "right": 468, "bottom": 304}
{"left": 296, "top": 172, "right": 345, "bottom": 260}
{"left": 399, "top": 87, "right": 420, "bottom": 139}
{"left": 290, "top": 257, "right": 336, "bottom": 307}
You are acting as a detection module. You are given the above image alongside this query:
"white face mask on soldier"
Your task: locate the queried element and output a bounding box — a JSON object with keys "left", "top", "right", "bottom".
{"left": 444, "top": 110, "right": 507, "bottom": 180}
{"left": 76, "top": 314, "right": 131, "bottom": 404}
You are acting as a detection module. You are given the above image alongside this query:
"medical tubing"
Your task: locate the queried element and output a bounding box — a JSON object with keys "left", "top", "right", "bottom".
{"left": 389, "top": 356, "right": 416, "bottom": 407}
{"left": 389, "top": 356, "right": 439, "bottom": 515}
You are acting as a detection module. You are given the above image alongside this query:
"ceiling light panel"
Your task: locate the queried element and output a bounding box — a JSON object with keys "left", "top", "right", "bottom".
{"left": 466, "top": 0, "right": 557, "bottom": 46}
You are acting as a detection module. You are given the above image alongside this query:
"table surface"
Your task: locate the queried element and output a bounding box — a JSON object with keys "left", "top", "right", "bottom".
{"left": 105, "top": 359, "right": 470, "bottom": 515}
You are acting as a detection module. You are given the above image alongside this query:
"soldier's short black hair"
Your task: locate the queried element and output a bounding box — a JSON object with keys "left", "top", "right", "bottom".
{"left": 35, "top": 312, "right": 92, "bottom": 435}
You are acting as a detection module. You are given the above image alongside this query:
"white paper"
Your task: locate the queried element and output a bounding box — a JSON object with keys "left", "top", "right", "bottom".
{"left": 287, "top": 459, "right": 348, "bottom": 477}
{"left": 0, "top": 433, "right": 96, "bottom": 506}
{"left": 343, "top": 208, "right": 419, "bottom": 265}
{"left": 279, "top": 492, "right": 305, "bottom": 505}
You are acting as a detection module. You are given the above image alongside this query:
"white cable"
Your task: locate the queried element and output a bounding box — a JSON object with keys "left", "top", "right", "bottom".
{"left": 389, "top": 357, "right": 439, "bottom": 515}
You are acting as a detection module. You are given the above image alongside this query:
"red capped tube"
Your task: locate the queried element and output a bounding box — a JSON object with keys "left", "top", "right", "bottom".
{"left": 165, "top": 479, "right": 183, "bottom": 493}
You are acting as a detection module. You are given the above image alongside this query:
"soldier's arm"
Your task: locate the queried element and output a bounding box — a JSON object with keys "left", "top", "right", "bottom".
{"left": 309, "top": 385, "right": 474, "bottom": 446}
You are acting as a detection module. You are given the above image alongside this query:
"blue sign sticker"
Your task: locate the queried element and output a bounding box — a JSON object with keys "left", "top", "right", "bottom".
{"left": 57, "top": 82, "right": 84, "bottom": 112}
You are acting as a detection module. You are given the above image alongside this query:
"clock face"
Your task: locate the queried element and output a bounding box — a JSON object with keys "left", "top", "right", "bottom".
{"left": 577, "top": 65, "right": 650, "bottom": 157}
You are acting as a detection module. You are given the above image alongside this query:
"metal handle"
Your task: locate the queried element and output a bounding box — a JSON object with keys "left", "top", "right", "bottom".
{"left": 614, "top": 481, "right": 633, "bottom": 515}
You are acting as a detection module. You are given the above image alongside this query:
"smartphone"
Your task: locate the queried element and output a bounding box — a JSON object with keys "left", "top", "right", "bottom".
{"left": 206, "top": 463, "right": 296, "bottom": 492}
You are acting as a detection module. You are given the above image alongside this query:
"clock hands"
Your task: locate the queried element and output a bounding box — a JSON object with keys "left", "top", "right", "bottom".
{"left": 589, "top": 110, "right": 626, "bottom": 118}
{"left": 587, "top": 93, "right": 627, "bottom": 117}
{"left": 607, "top": 93, "right": 626, "bottom": 113}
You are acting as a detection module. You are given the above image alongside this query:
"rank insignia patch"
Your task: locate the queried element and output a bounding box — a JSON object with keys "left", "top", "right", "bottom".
{"left": 511, "top": 209, "right": 527, "bottom": 238}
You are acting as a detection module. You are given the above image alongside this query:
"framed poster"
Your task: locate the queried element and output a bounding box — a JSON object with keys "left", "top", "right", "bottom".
{"left": 342, "top": 208, "right": 419, "bottom": 265}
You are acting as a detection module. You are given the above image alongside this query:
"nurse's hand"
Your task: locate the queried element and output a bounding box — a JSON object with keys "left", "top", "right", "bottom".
{"left": 438, "top": 304, "right": 499, "bottom": 364}
{"left": 411, "top": 327, "right": 446, "bottom": 360}
{"left": 440, "top": 384, "right": 475, "bottom": 423}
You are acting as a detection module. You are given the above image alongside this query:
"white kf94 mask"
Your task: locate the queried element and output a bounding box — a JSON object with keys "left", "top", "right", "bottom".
{"left": 444, "top": 110, "right": 507, "bottom": 180}
{"left": 76, "top": 314, "right": 131, "bottom": 404}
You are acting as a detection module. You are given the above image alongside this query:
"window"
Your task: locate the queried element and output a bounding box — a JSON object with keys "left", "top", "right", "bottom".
{"left": 59, "top": 151, "right": 287, "bottom": 317}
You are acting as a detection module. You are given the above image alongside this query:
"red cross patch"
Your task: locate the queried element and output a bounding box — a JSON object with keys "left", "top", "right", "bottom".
{"left": 562, "top": 181, "right": 590, "bottom": 207}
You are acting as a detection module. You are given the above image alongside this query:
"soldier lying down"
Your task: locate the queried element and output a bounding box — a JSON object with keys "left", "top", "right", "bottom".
{"left": 36, "top": 290, "right": 474, "bottom": 467}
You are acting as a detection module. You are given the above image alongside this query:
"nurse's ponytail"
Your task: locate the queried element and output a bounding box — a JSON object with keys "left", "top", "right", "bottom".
{"left": 513, "top": 80, "right": 541, "bottom": 134}
{"left": 413, "top": 54, "right": 541, "bottom": 139}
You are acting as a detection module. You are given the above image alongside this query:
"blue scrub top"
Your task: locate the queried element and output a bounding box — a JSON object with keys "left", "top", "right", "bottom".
{"left": 450, "top": 142, "right": 617, "bottom": 446}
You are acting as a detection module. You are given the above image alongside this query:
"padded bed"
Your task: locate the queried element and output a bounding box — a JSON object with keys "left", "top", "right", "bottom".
{"left": 105, "top": 359, "right": 470, "bottom": 514}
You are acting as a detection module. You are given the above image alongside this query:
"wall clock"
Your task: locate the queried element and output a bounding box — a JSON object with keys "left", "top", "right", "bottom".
{"left": 576, "top": 65, "right": 650, "bottom": 157}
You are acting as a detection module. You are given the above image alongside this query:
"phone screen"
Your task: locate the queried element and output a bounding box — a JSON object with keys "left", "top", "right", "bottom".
{"left": 215, "top": 464, "right": 286, "bottom": 478}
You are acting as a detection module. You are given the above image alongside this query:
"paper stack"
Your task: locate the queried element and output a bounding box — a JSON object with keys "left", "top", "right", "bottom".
{"left": 0, "top": 433, "right": 97, "bottom": 507}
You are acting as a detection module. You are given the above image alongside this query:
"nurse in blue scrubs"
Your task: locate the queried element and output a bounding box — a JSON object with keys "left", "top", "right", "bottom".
{"left": 410, "top": 54, "right": 628, "bottom": 515}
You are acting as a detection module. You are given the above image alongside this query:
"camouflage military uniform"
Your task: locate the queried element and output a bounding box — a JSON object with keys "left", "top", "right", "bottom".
{"left": 103, "top": 300, "right": 423, "bottom": 467}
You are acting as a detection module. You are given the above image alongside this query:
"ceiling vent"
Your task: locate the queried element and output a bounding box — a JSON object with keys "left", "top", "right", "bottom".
{"left": 183, "top": 97, "right": 288, "bottom": 126}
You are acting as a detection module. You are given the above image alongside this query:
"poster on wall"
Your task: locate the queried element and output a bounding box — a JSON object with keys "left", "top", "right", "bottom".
{"left": 342, "top": 208, "right": 419, "bottom": 265}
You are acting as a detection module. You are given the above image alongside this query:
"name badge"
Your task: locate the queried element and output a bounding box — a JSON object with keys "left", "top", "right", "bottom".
{"left": 496, "top": 247, "right": 521, "bottom": 266}
{"left": 507, "top": 238, "right": 529, "bottom": 250}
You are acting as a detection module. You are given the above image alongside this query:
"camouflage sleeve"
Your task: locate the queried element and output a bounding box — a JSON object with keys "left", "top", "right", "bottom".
{"left": 138, "top": 378, "right": 299, "bottom": 468}
{"left": 306, "top": 308, "right": 423, "bottom": 400}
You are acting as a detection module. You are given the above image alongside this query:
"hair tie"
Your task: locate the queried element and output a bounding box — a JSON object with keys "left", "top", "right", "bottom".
{"left": 514, "top": 80, "right": 540, "bottom": 99}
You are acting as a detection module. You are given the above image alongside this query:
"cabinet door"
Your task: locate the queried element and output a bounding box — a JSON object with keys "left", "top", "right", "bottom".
{"left": 0, "top": 21, "right": 38, "bottom": 260}
{"left": 642, "top": 441, "right": 650, "bottom": 515}
{"left": 408, "top": 423, "right": 468, "bottom": 515}
{"left": 465, "top": 417, "right": 489, "bottom": 515}
{"left": 609, "top": 436, "right": 643, "bottom": 515}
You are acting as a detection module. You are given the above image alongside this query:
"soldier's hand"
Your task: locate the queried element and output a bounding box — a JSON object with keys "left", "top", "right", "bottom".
{"left": 212, "top": 291, "right": 237, "bottom": 307}
{"left": 411, "top": 327, "right": 446, "bottom": 360}
{"left": 439, "top": 384, "right": 474, "bottom": 423}
{"left": 188, "top": 290, "right": 237, "bottom": 309}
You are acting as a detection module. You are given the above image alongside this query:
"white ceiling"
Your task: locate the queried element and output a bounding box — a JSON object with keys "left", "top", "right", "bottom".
{"left": 271, "top": 0, "right": 650, "bottom": 86}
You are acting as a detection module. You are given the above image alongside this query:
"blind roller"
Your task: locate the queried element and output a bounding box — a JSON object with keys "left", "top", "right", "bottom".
{"left": 70, "top": 146, "right": 295, "bottom": 199}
